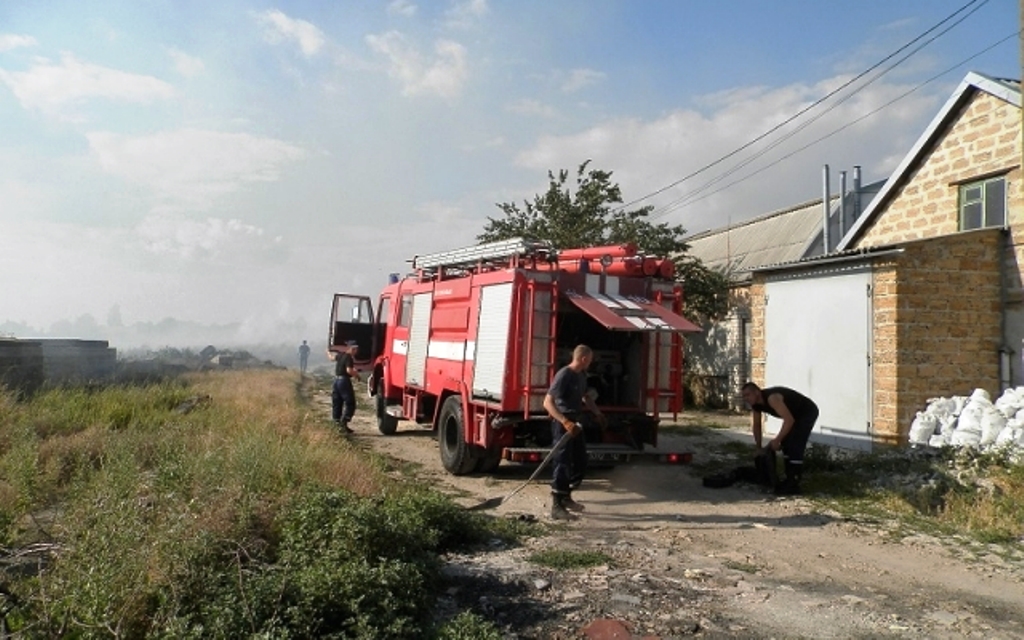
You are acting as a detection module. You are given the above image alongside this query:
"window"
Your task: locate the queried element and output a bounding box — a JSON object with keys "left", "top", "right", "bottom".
{"left": 959, "top": 176, "right": 1006, "bottom": 230}
{"left": 398, "top": 295, "right": 413, "bottom": 328}
{"left": 377, "top": 296, "right": 391, "bottom": 326}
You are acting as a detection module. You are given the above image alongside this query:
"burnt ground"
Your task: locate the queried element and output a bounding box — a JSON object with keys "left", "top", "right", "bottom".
{"left": 314, "top": 386, "right": 1024, "bottom": 639}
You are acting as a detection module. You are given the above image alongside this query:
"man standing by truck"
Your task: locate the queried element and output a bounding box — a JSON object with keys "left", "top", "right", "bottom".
{"left": 543, "top": 344, "right": 606, "bottom": 520}
{"left": 328, "top": 342, "right": 360, "bottom": 434}
{"left": 740, "top": 382, "right": 819, "bottom": 495}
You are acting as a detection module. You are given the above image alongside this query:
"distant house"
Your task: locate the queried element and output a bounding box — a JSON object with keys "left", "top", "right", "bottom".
{"left": 744, "top": 71, "right": 1021, "bottom": 450}
{"left": 684, "top": 178, "right": 884, "bottom": 410}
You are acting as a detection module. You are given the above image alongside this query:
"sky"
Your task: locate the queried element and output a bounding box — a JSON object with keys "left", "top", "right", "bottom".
{"left": 0, "top": 0, "right": 1019, "bottom": 349}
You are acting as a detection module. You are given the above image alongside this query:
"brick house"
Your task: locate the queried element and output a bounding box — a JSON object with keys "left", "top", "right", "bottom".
{"left": 746, "top": 71, "right": 1020, "bottom": 449}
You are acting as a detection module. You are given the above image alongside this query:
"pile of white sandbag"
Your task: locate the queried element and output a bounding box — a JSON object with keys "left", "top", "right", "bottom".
{"left": 909, "top": 387, "right": 1024, "bottom": 453}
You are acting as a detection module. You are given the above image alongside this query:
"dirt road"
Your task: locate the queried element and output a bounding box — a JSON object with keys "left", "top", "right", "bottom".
{"left": 316, "top": 389, "right": 1024, "bottom": 639}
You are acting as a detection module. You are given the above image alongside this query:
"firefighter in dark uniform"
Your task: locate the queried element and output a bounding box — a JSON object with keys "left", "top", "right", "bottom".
{"left": 328, "top": 342, "right": 360, "bottom": 434}
{"left": 740, "top": 382, "right": 819, "bottom": 495}
{"left": 543, "top": 344, "right": 606, "bottom": 520}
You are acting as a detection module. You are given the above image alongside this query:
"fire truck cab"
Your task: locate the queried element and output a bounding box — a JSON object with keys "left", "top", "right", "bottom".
{"left": 329, "top": 237, "right": 701, "bottom": 475}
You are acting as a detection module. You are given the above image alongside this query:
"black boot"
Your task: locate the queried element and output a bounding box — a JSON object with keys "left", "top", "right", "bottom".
{"left": 775, "top": 460, "right": 802, "bottom": 495}
{"left": 550, "top": 494, "right": 577, "bottom": 520}
{"left": 563, "top": 492, "right": 585, "bottom": 513}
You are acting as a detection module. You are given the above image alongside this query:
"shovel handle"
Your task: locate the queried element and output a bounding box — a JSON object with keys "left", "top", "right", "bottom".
{"left": 501, "top": 431, "right": 574, "bottom": 503}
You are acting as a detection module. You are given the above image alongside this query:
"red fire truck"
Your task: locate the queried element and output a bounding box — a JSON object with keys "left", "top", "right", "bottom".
{"left": 328, "top": 237, "right": 702, "bottom": 475}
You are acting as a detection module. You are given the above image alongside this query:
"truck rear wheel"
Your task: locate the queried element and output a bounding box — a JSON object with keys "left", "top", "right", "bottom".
{"left": 474, "top": 448, "right": 502, "bottom": 473}
{"left": 438, "top": 395, "right": 478, "bottom": 475}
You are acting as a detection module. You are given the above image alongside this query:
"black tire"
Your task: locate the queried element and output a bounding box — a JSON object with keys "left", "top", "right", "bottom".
{"left": 374, "top": 377, "right": 399, "bottom": 435}
{"left": 438, "top": 395, "right": 478, "bottom": 475}
{"left": 474, "top": 447, "right": 502, "bottom": 473}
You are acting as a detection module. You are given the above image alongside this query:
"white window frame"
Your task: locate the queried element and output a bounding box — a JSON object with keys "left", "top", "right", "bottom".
{"left": 959, "top": 176, "right": 1007, "bottom": 231}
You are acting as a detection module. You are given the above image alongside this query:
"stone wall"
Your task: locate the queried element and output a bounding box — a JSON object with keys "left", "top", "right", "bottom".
{"left": 0, "top": 338, "right": 117, "bottom": 393}
{"left": 857, "top": 91, "right": 1022, "bottom": 248}
{"left": 886, "top": 230, "right": 1003, "bottom": 442}
{"left": 0, "top": 339, "right": 44, "bottom": 396}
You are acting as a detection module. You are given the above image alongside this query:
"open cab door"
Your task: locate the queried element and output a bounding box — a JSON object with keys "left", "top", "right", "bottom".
{"left": 329, "top": 294, "right": 382, "bottom": 369}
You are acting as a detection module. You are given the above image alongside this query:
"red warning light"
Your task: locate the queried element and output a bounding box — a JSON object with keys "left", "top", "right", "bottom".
{"left": 529, "top": 452, "right": 542, "bottom": 463}
{"left": 666, "top": 453, "right": 680, "bottom": 464}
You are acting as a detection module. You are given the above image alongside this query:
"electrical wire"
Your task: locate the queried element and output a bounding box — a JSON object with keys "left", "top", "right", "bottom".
{"left": 647, "top": 3, "right": 1004, "bottom": 221}
{"left": 613, "top": 0, "right": 990, "bottom": 214}
{"left": 653, "top": 30, "right": 1019, "bottom": 221}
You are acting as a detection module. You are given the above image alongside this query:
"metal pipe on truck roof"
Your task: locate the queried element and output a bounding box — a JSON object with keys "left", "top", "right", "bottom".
{"left": 557, "top": 243, "right": 637, "bottom": 261}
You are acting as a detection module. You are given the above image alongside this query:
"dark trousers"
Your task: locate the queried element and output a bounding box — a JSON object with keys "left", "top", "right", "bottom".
{"left": 332, "top": 376, "right": 355, "bottom": 423}
{"left": 550, "top": 417, "right": 588, "bottom": 495}
{"left": 782, "top": 408, "right": 819, "bottom": 466}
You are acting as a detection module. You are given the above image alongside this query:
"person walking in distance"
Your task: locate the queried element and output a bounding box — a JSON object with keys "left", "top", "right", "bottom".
{"left": 298, "top": 340, "right": 311, "bottom": 375}
{"left": 543, "top": 344, "right": 606, "bottom": 520}
{"left": 740, "top": 382, "right": 819, "bottom": 495}
{"left": 328, "top": 342, "right": 360, "bottom": 434}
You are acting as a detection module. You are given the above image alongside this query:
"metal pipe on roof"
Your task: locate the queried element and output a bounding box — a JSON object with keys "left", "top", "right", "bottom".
{"left": 853, "top": 165, "right": 862, "bottom": 221}
{"left": 822, "top": 165, "right": 831, "bottom": 254}
{"left": 839, "top": 170, "right": 848, "bottom": 239}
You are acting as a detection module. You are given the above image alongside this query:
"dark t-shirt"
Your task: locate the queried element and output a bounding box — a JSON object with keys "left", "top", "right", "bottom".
{"left": 752, "top": 386, "right": 818, "bottom": 421}
{"left": 548, "top": 365, "right": 587, "bottom": 414}
{"left": 335, "top": 352, "right": 354, "bottom": 378}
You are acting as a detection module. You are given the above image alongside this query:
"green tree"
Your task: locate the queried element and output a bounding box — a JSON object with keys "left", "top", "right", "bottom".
{"left": 479, "top": 160, "right": 729, "bottom": 321}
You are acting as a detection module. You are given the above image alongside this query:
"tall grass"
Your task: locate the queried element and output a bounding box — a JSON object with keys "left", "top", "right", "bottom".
{"left": 0, "top": 371, "right": 519, "bottom": 638}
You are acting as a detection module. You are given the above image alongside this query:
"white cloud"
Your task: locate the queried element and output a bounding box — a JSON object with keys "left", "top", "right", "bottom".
{"left": 254, "top": 9, "right": 325, "bottom": 57}
{"left": 507, "top": 98, "right": 556, "bottom": 118}
{"left": 515, "top": 76, "right": 941, "bottom": 234}
{"left": 562, "top": 68, "right": 605, "bottom": 93}
{"left": 86, "top": 128, "right": 306, "bottom": 209}
{"left": 388, "top": 0, "right": 417, "bottom": 17}
{"left": 0, "top": 53, "right": 175, "bottom": 115}
{"left": 0, "top": 34, "right": 37, "bottom": 52}
{"left": 444, "top": 0, "right": 488, "bottom": 29}
{"left": 365, "top": 31, "right": 468, "bottom": 98}
{"left": 167, "top": 47, "right": 204, "bottom": 77}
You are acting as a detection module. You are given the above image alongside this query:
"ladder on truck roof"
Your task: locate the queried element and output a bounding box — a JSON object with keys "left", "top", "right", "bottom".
{"left": 413, "top": 237, "right": 554, "bottom": 272}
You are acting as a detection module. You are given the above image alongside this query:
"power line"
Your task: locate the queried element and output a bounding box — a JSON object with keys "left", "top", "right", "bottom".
{"left": 658, "top": 30, "right": 1020, "bottom": 221}
{"left": 613, "top": 0, "right": 989, "bottom": 214}
{"left": 647, "top": 1, "right": 1000, "bottom": 221}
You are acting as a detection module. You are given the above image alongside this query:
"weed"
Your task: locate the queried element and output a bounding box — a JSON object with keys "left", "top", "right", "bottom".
{"left": 0, "top": 370, "right": 526, "bottom": 637}
{"left": 527, "top": 549, "right": 612, "bottom": 570}
{"left": 722, "top": 559, "right": 760, "bottom": 574}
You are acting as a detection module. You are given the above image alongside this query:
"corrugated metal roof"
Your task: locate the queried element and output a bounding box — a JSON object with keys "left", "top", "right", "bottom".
{"left": 686, "top": 179, "right": 885, "bottom": 282}
{"left": 685, "top": 199, "right": 831, "bottom": 280}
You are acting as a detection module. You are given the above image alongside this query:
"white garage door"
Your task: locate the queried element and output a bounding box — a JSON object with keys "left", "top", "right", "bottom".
{"left": 764, "top": 266, "right": 872, "bottom": 451}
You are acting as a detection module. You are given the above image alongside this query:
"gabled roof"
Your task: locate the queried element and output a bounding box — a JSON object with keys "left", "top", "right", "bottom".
{"left": 836, "top": 72, "right": 1022, "bottom": 251}
{"left": 685, "top": 179, "right": 884, "bottom": 283}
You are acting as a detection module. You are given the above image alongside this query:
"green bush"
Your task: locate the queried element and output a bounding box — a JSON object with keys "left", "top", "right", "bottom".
{"left": 433, "top": 611, "right": 504, "bottom": 640}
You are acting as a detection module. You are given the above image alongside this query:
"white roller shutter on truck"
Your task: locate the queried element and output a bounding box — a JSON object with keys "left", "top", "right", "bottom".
{"left": 473, "top": 282, "right": 514, "bottom": 400}
{"left": 405, "top": 292, "right": 432, "bottom": 386}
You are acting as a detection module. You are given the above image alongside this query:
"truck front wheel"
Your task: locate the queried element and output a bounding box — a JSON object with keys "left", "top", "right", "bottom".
{"left": 375, "top": 390, "right": 399, "bottom": 435}
{"left": 438, "top": 395, "right": 478, "bottom": 475}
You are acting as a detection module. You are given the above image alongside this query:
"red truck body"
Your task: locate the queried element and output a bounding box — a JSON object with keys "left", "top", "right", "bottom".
{"left": 329, "top": 238, "right": 701, "bottom": 475}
